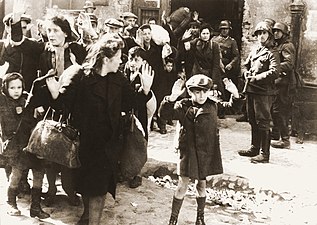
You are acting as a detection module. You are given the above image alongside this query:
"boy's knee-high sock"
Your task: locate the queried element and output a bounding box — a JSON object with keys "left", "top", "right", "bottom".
{"left": 169, "top": 196, "right": 184, "bottom": 224}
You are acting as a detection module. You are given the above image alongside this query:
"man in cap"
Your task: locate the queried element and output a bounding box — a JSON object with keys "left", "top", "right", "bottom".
{"left": 121, "top": 12, "right": 138, "bottom": 38}
{"left": 104, "top": 18, "right": 124, "bottom": 34}
{"left": 86, "top": 13, "right": 98, "bottom": 30}
{"left": 83, "top": 0, "right": 96, "bottom": 14}
{"left": 1, "top": 13, "right": 36, "bottom": 89}
{"left": 271, "top": 22, "right": 296, "bottom": 148}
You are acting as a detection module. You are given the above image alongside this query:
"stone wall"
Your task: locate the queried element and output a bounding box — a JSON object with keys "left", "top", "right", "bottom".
{"left": 241, "top": 0, "right": 292, "bottom": 65}
{"left": 241, "top": 0, "right": 317, "bottom": 83}
{"left": 299, "top": 0, "right": 317, "bottom": 83}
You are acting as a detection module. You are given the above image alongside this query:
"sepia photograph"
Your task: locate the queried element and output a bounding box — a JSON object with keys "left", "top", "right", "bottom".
{"left": 0, "top": 0, "right": 316, "bottom": 224}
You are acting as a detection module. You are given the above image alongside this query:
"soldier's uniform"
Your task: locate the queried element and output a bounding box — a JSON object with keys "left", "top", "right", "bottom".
{"left": 238, "top": 21, "right": 279, "bottom": 163}
{"left": 213, "top": 36, "right": 239, "bottom": 79}
{"left": 271, "top": 22, "right": 296, "bottom": 148}
{"left": 212, "top": 20, "right": 240, "bottom": 117}
{"left": 212, "top": 20, "right": 240, "bottom": 85}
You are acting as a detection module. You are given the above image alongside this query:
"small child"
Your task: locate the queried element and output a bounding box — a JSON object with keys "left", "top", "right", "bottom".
{"left": 1, "top": 73, "right": 50, "bottom": 219}
{"left": 0, "top": 72, "right": 27, "bottom": 216}
{"left": 125, "top": 46, "right": 156, "bottom": 139}
{"left": 124, "top": 46, "right": 156, "bottom": 188}
{"left": 159, "top": 74, "right": 223, "bottom": 225}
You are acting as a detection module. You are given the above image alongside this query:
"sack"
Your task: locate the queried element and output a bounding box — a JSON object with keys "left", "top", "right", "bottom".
{"left": 192, "top": 62, "right": 211, "bottom": 77}
{"left": 169, "top": 7, "right": 192, "bottom": 38}
{"left": 150, "top": 24, "right": 170, "bottom": 46}
{"left": 25, "top": 109, "right": 81, "bottom": 168}
{"left": 120, "top": 114, "right": 147, "bottom": 179}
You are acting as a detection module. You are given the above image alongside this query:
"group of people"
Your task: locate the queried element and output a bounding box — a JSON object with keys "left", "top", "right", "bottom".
{"left": 0, "top": 0, "right": 298, "bottom": 224}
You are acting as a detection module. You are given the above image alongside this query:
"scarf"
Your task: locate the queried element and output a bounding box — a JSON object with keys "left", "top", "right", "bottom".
{"left": 47, "top": 43, "right": 76, "bottom": 77}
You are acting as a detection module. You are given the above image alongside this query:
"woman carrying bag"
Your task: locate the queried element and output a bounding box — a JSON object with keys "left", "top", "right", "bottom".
{"left": 10, "top": 0, "right": 87, "bottom": 207}
{"left": 45, "top": 33, "right": 154, "bottom": 225}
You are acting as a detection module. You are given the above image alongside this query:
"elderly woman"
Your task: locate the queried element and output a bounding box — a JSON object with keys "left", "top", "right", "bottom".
{"left": 46, "top": 33, "right": 154, "bottom": 225}
{"left": 238, "top": 21, "right": 279, "bottom": 163}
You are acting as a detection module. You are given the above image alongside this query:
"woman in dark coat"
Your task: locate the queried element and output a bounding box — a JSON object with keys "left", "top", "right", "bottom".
{"left": 47, "top": 33, "right": 154, "bottom": 225}
{"left": 177, "top": 23, "right": 224, "bottom": 95}
{"left": 10, "top": 11, "right": 87, "bottom": 206}
{"left": 159, "top": 75, "right": 223, "bottom": 225}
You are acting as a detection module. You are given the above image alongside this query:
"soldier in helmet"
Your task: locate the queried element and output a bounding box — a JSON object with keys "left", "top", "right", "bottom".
{"left": 237, "top": 21, "right": 280, "bottom": 163}
{"left": 271, "top": 22, "right": 296, "bottom": 148}
{"left": 83, "top": 0, "right": 96, "bottom": 14}
{"left": 212, "top": 20, "right": 240, "bottom": 118}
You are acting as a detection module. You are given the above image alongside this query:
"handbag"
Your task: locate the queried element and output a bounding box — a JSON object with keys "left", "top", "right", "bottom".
{"left": 25, "top": 107, "right": 81, "bottom": 168}
{"left": 119, "top": 111, "right": 148, "bottom": 179}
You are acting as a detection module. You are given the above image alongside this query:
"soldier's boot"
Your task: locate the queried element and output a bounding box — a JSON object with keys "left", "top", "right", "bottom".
{"left": 251, "top": 130, "right": 270, "bottom": 163}
{"left": 271, "top": 114, "right": 290, "bottom": 148}
{"left": 195, "top": 197, "right": 206, "bottom": 225}
{"left": 7, "top": 187, "right": 21, "bottom": 216}
{"left": 30, "top": 188, "right": 50, "bottom": 219}
{"left": 271, "top": 138, "right": 290, "bottom": 149}
{"left": 168, "top": 196, "right": 184, "bottom": 225}
{"left": 238, "top": 126, "right": 260, "bottom": 157}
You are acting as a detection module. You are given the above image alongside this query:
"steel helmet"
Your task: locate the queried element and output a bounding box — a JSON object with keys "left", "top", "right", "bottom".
{"left": 272, "top": 22, "right": 289, "bottom": 35}
{"left": 83, "top": 1, "right": 96, "bottom": 10}
{"left": 253, "top": 21, "right": 273, "bottom": 36}
{"left": 263, "top": 18, "right": 276, "bottom": 28}
{"left": 219, "top": 20, "right": 232, "bottom": 29}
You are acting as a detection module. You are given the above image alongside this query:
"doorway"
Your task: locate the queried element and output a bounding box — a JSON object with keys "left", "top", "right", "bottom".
{"left": 171, "top": 0, "right": 244, "bottom": 49}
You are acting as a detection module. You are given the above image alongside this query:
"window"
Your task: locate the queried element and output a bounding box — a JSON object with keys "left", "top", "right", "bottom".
{"left": 140, "top": 8, "right": 160, "bottom": 25}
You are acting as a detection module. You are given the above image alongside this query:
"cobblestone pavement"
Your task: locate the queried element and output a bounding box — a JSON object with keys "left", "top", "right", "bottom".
{"left": 0, "top": 116, "right": 317, "bottom": 225}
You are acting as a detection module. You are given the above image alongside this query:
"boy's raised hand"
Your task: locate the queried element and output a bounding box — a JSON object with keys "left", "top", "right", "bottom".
{"left": 169, "top": 78, "right": 185, "bottom": 102}
{"left": 223, "top": 78, "right": 239, "bottom": 98}
{"left": 140, "top": 62, "right": 154, "bottom": 95}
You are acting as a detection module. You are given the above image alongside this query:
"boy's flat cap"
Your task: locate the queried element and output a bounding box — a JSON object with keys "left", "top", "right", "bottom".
{"left": 186, "top": 74, "right": 213, "bottom": 90}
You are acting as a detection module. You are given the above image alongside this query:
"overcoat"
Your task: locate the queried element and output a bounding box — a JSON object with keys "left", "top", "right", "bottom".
{"left": 0, "top": 93, "right": 27, "bottom": 169}
{"left": 10, "top": 21, "right": 87, "bottom": 108}
{"left": 179, "top": 38, "right": 224, "bottom": 94}
{"left": 274, "top": 37, "right": 296, "bottom": 91}
{"left": 159, "top": 97, "right": 223, "bottom": 179}
{"left": 59, "top": 69, "right": 152, "bottom": 198}
{"left": 243, "top": 45, "right": 279, "bottom": 96}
